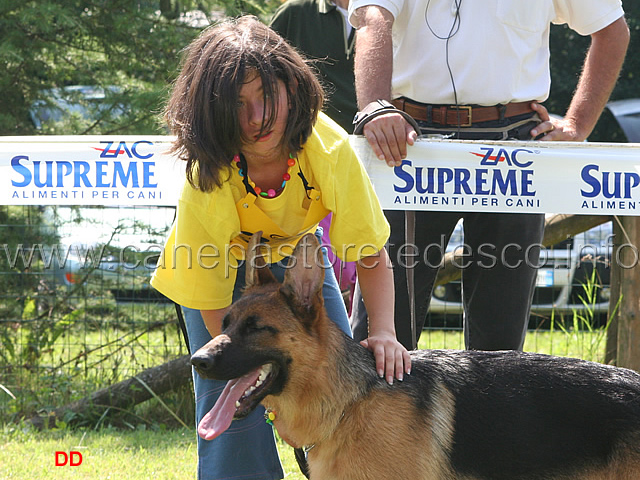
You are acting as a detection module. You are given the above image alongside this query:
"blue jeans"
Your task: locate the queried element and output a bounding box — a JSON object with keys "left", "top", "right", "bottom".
{"left": 183, "top": 231, "right": 351, "bottom": 480}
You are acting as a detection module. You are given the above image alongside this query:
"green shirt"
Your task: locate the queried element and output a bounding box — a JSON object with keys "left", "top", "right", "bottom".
{"left": 270, "top": 0, "right": 357, "bottom": 132}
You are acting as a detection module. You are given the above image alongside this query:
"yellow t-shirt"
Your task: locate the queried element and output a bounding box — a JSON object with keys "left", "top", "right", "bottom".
{"left": 151, "top": 113, "right": 389, "bottom": 310}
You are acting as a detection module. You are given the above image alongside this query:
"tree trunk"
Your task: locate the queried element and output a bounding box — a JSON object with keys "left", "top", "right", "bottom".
{"left": 28, "top": 354, "right": 192, "bottom": 430}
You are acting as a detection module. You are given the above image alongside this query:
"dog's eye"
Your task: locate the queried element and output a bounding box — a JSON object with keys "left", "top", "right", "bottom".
{"left": 242, "top": 315, "right": 277, "bottom": 335}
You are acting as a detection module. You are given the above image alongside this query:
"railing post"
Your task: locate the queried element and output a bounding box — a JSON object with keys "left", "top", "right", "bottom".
{"left": 605, "top": 217, "right": 621, "bottom": 365}
{"left": 611, "top": 216, "right": 640, "bottom": 371}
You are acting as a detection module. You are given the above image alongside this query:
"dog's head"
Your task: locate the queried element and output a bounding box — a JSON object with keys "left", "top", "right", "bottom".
{"left": 190, "top": 232, "right": 328, "bottom": 440}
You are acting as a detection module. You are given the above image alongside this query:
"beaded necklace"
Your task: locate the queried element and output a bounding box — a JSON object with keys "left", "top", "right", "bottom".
{"left": 234, "top": 153, "right": 297, "bottom": 198}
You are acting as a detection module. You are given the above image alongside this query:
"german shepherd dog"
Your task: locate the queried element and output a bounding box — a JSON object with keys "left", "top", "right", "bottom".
{"left": 191, "top": 233, "right": 640, "bottom": 479}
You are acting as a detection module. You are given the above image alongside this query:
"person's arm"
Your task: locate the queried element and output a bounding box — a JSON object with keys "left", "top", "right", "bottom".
{"left": 353, "top": 5, "right": 417, "bottom": 166}
{"left": 531, "top": 16, "right": 629, "bottom": 142}
{"left": 200, "top": 308, "right": 229, "bottom": 338}
{"left": 356, "top": 248, "right": 411, "bottom": 384}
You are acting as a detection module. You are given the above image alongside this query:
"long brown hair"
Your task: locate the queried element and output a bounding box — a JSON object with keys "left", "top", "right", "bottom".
{"left": 165, "top": 16, "right": 324, "bottom": 192}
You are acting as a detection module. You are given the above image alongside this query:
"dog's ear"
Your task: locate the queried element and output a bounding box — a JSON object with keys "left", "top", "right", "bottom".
{"left": 281, "top": 233, "right": 325, "bottom": 316}
{"left": 245, "top": 231, "right": 277, "bottom": 288}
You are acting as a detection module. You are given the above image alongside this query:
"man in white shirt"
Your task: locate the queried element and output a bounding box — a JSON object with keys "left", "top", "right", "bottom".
{"left": 349, "top": 0, "right": 629, "bottom": 351}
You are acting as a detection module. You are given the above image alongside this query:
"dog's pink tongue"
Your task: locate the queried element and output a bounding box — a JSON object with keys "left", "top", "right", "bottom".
{"left": 197, "top": 368, "right": 262, "bottom": 441}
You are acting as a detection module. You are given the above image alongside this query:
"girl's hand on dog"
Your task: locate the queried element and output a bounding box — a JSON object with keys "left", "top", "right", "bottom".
{"left": 360, "top": 334, "right": 412, "bottom": 385}
{"left": 355, "top": 249, "right": 410, "bottom": 384}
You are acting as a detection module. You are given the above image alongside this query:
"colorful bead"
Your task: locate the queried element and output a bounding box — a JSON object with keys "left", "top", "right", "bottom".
{"left": 234, "top": 153, "right": 296, "bottom": 197}
{"left": 265, "top": 409, "right": 276, "bottom": 425}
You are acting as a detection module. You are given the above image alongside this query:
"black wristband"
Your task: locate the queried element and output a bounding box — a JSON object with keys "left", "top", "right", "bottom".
{"left": 352, "top": 99, "right": 421, "bottom": 135}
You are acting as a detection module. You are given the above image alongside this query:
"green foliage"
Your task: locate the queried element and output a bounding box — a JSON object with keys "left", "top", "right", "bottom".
{"left": 218, "top": 0, "right": 284, "bottom": 18}
{"left": 1, "top": 427, "right": 199, "bottom": 480}
{"left": 0, "top": 206, "right": 59, "bottom": 344}
{"left": 0, "top": 1, "right": 209, "bottom": 135}
{"left": 0, "top": 1, "right": 635, "bottom": 138}
{"left": 557, "top": 266, "right": 619, "bottom": 363}
{"left": 0, "top": 304, "right": 187, "bottom": 425}
{"left": 0, "top": 206, "right": 186, "bottom": 426}
{"left": 0, "top": 0, "right": 286, "bottom": 136}
{"left": 0, "top": 427, "right": 307, "bottom": 479}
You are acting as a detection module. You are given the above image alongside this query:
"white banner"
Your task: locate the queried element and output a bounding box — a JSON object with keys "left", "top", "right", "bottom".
{"left": 0, "top": 136, "right": 183, "bottom": 206}
{"left": 350, "top": 136, "right": 640, "bottom": 215}
{"left": 2, "top": 135, "right": 640, "bottom": 215}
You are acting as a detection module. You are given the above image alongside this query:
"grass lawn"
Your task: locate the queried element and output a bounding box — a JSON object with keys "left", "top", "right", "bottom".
{"left": 418, "top": 328, "right": 607, "bottom": 363}
{"left": 0, "top": 427, "right": 305, "bottom": 480}
{"left": 1, "top": 427, "right": 197, "bottom": 480}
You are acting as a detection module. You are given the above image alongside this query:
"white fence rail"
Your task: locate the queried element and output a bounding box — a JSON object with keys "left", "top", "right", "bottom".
{"left": 2, "top": 136, "right": 640, "bottom": 215}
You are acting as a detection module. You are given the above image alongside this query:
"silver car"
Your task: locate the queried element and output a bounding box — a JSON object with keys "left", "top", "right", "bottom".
{"left": 428, "top": 220, "right": 613, "bottom": 328}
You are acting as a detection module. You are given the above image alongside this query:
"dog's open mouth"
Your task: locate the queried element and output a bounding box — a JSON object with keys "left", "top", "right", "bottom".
{"left": 197, "top": 363, "right": 277, "bottom": 441}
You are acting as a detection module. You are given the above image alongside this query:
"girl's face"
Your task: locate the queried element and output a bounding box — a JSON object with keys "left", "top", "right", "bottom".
{"left": 237, "top": 72, "right": 289, "bottom": 159}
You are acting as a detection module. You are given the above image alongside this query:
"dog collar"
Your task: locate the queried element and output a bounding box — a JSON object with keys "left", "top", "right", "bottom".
{"left": 264, "top": 408, "right": 346, "bottom": 453}
{"left": 304, "top": 411, "right": 345, "bottom": 453}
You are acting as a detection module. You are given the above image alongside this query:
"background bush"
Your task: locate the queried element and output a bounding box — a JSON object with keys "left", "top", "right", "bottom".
{"left": 1, "top": 1, "right": 637, "bottom": 138}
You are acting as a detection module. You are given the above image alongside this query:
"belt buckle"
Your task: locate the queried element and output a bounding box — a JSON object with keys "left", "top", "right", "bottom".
{"left": 450, "top": 105, "right": 472, "bottom": 127}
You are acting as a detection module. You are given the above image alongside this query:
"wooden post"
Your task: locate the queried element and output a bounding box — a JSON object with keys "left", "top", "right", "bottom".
{"left": 605, "top": 218, "right": 622, "bottom": 365}
{"left": 612, "top": 216, "right": 640, "bottom": 371}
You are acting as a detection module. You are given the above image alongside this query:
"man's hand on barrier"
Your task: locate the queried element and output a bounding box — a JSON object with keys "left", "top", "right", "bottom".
{"left": 362, "top": 111, "right": 417, "bottom": 167}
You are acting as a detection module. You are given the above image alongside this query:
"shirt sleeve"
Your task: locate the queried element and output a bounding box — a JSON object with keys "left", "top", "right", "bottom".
{"left": 150, "top": 184, "right": 241, "bottom": 310}
{"left": 318, "top": 135, "right": 390, "bottom": 262}
{"left": 348, "top": 0, "right": 402, "bottom": 27}
{"left": 269, "top": 3, "right": 292, "bottom": 34}
{"left": 553, "top": 0, "right": 624, "bottom": 36}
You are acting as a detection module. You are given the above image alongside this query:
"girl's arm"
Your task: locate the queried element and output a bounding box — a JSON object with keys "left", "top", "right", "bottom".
{"left": 356, "top": 248, "right": 412, "bottom": 384}
{"left": 200, "top": 308, "right": 229, "bottom": 338}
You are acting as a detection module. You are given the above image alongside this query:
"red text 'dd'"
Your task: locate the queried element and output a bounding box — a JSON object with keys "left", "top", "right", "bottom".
{"left": 55, "top": 451, "right": 83, "bottom": 466}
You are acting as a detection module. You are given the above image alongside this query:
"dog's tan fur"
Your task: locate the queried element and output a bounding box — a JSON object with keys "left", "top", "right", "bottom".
{"left": 191, "top": 233, "right": 640, "bottom": 480}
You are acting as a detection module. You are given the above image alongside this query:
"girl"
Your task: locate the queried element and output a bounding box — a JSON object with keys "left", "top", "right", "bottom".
{"left": 151, "top": 16, "right": 410, "bottom": 480}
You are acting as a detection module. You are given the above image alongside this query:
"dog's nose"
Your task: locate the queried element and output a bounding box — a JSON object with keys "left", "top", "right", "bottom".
{"left": 190, "top": 352, "right": 214, "bottom": 373}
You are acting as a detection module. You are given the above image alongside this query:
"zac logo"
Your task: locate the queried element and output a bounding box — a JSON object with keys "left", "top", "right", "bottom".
{"left": 92, "top": 140, "right": 154, "bottom": 159}
{"left": 471, "top": 147, "right": 535, "bottom": 168}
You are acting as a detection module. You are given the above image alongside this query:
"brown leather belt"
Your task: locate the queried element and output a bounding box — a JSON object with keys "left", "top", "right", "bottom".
{"left": 391, "top": 98, "right": 534, "bottom": 127}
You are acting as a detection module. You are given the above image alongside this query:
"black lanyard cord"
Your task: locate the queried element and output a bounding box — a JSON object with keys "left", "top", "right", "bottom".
{"left": 236, "top": 152, "right": 315, "bottom": 199}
